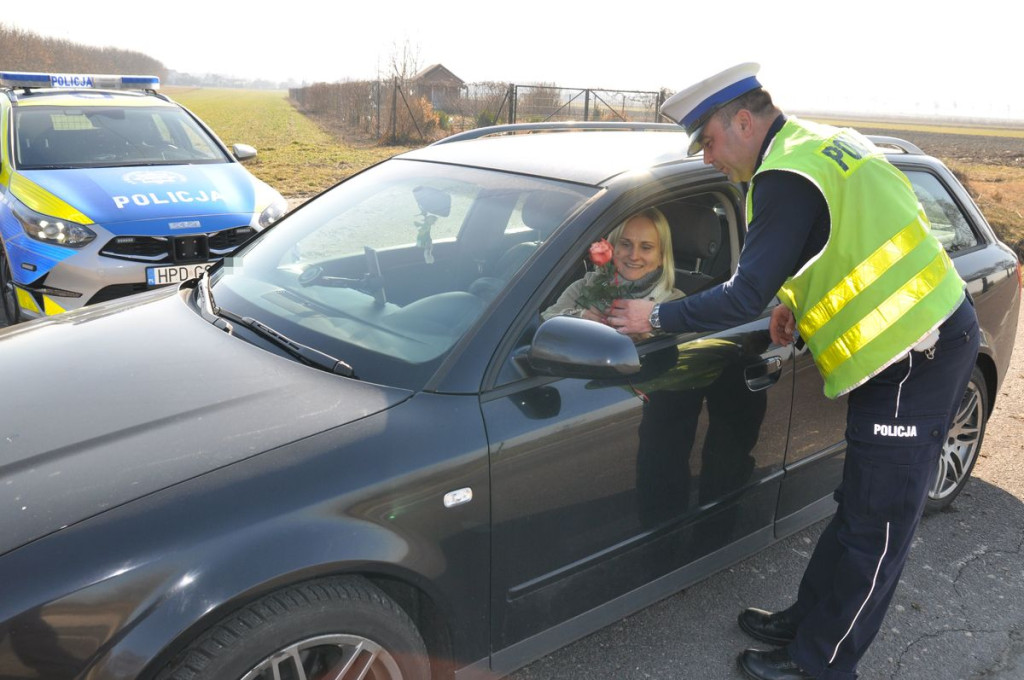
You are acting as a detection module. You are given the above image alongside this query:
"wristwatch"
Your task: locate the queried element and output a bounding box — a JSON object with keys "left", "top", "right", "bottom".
{"left": 648, "top": 303, "right": 661, "bottom": 331}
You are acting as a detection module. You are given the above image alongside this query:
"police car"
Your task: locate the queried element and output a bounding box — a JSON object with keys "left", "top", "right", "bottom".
{"left": 0, "top": 71, "right": 287, "bottom": 323}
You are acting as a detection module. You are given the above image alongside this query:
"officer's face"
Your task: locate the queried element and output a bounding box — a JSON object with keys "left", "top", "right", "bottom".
{"left": 613, "top": 215, "right": 662, "bottom": 281}
{"left": 699, "top": 111, "right": 759, "bottom": 182}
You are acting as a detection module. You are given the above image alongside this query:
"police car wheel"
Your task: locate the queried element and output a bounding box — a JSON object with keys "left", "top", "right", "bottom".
{"left": 156, "top": 576, "right": 430, "bottom": 680}
{"left": 0, "top": 244, "right": 20, "bottom": 325}
{"left": 926, "top": 366, "right": 987, "bottom": 513}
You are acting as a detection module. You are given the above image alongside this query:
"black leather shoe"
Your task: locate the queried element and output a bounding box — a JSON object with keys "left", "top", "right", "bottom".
{"left": 738, "top": 606, "right": 799, "bottom": 645}
{"left": 738, "top": 647, "right": 815, "bottom": 680}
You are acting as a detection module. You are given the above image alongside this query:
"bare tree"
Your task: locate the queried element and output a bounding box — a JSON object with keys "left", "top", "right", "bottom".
{"left": 0, "top": 22, "right": 166, "bottom": 79}
{"left": 384, "top": 39, "right": 422, "bottom": 84}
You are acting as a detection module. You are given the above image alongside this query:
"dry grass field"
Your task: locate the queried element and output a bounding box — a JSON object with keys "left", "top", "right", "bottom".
{"left": 813, "top": 116, "right": 1024, "bottom": 256}
{"left": 166, "top": 87, "right": 415, "bottom": 205}
{"left": 169, "top": 88, "right": 1024, "bottom": 258}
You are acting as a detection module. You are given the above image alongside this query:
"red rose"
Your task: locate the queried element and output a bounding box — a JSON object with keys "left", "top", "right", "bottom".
{"left": 589, "top": 239, "right": 613, "bottom": 267}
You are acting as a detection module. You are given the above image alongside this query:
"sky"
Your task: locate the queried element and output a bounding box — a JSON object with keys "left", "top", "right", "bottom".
{"left": 4, "top": 1, "right": 1021, "bottom": 121}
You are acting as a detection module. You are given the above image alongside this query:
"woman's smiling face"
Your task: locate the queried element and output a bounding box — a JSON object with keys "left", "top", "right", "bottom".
{"left": 614, "top": 215, "right": 662, "bottom": 281}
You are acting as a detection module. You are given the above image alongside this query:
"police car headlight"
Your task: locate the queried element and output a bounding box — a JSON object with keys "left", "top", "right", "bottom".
{"left": 258, "top": 199, "right": 288, "bottom": 229}
{"left": 12, "top": 198, "right": 96, "bottom": 248}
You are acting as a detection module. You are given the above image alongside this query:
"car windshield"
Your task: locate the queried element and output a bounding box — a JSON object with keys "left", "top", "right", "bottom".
{"left": 14, "top": 105, "right": 230, "bottom": 169}
{"left": 208, "top": 158, "right": 596, "bottom": 389}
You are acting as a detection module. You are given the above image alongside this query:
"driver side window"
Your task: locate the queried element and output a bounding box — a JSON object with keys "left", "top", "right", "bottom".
{"left": 491, "top": 194, "right": 738, "bottom": 388}
{"left": 539, "top": 197, "right": 730, "bottom": 332}
{"left": 540, "top": 206, "right": 682, "bottom": 334}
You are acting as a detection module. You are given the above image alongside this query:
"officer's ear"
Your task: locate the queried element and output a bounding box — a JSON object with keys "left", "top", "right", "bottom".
{"left": 735, "top": 109, "right": 755, "bottom": 137}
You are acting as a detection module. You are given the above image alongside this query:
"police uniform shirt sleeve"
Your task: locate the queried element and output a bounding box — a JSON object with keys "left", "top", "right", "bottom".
{"left": 657, "top": 170, "right": 829, "bottom": 333}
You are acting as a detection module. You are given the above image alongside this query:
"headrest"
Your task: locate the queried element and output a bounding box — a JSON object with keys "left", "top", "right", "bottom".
{"left": 662, "top": 204, "right": 720, "bottom": 260}
{"left": 521, "top": 191, "right": 580, "bottom": 236}
{"left": 17, "top": 110, "right": 54, "bottom": 139}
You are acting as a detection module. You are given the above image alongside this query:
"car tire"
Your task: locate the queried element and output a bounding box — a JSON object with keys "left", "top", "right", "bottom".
{"left": 926, "top": 365, "right": 988, "bottom": 513}
{"left": 0, "top": 244, "right": 20, "bottom": 325}
{"left": 156, "top": 576, "right": 430, "bottom": 680}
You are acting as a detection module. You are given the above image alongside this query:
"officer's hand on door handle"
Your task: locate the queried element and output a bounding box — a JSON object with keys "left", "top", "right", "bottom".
{"left": 769, "top": 304, "right": 796, "bottom": 346}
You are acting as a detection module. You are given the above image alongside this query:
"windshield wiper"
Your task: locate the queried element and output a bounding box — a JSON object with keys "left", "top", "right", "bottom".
{"left": 220, "top": 310, "right": 357, "bottom": 378}
{"left": 196, "top": 272, "right": 356, "bottom": 378}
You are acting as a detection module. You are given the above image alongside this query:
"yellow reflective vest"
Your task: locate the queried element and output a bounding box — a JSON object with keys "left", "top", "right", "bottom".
{"left": 749, "top": 118, "right": 965, "bottom": 399}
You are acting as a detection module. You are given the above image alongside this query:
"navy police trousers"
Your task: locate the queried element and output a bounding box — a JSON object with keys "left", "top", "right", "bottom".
{"left": 788, "top": 298, "right": 981, "bottom": 679}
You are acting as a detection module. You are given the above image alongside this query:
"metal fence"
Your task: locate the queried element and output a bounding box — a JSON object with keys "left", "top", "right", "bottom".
{"left": 289, "top": 80, "right": 669, "bottom": 144}
{"left": 504, "top": 84, "right": 665, "bottom": 125}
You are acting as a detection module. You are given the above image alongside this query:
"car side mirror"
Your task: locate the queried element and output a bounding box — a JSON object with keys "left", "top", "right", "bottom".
{"left": 520, "top": 316, "right": 641, "bottom": 379}
{"left": 232, "top": 143, "right": 258, "bottom": 161}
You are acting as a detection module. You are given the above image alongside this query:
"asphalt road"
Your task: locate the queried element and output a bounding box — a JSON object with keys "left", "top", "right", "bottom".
{"left": 509, "top": 310, "right": 1024, "bottom": 680}
{"left": 2, "top": 304, "right": 1021, "bottom": 680}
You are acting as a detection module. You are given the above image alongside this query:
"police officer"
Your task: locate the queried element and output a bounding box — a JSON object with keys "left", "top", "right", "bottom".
{"left": 607, "top": 63, "right": 981, "bottom": 680}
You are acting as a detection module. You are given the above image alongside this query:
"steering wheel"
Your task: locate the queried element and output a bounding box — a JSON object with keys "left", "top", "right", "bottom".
{"left": 298, "top": 264, "right": 386, "bottom": 303}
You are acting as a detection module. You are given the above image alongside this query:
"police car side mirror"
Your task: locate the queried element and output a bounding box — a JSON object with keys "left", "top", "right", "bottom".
{"left": 232, "top": 143, "right": 258, "bottom": 161}
{"left": 520, "top": 316, "right": 641, "bottom": 379}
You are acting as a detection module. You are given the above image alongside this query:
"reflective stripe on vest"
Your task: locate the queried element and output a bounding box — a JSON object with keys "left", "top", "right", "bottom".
{"left": 788, "top": 213, "right": 929, "bottom": 335}
{"left": 813, "top": 249, "right": 954, "bottom": 376}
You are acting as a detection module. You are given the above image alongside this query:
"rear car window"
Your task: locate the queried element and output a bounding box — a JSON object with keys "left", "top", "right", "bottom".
{"left": 905, "top": 169, "right": 979, "bottom": 253}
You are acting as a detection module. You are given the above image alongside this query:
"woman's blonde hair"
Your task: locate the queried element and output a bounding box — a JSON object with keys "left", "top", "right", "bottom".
{"left": 606, "top": 207, "right": 676, "bottom": 293}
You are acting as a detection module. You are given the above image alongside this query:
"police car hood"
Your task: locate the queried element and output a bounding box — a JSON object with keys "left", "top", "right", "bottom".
{"left": 0, "top": 287, "right": 411, "bottom": 557}
{"left": 22, "top": 164, "right": 263, "bottom": 232}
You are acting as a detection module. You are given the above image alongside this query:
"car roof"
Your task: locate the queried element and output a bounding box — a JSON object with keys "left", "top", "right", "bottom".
{"left": 399, "top": 129, "right": 699, "bottom": 186}
{"left": 399, "top": 123, "right": 942, "bottom": 187}
{"left": 6, "top": 88, "right": 175, "bottom": 109}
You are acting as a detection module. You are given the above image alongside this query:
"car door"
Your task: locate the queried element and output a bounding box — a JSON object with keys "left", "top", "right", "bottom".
{"left": 481, "top": 190, "right": 794, "bottom": 670}
{"left": 773, "top": 339, "right": 848, "bottom": 536}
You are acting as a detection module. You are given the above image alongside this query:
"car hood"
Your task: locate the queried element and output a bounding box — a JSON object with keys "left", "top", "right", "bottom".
{"left": 18, "top": 164, "right": 270, "bottom": 233}
{"left": 0, "top": 287, "right": 412, "bottom": 557}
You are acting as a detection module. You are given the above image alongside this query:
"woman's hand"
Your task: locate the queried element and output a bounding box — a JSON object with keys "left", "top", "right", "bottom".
{"left": 581, "top": 307, "right": 609, "bottom": 324}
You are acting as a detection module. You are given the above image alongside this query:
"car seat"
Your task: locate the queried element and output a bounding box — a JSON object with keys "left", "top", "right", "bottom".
{"left": 15, "top": 112, "right": 55, "bottom": 167}
{"left": 661, "top": 203, "right": 722, "bottom": 295}
{"left": 469, "top": 190, "right": 580, "bottom": 301}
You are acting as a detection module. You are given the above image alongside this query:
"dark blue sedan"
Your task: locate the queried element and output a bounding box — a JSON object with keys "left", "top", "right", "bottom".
{"left": 0, "top": 124, "right": 1018, "bottom": 680}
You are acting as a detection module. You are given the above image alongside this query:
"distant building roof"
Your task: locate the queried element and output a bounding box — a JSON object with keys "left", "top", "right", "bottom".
{"left": 412, "top": 64, "right": 464, "bottom": 87}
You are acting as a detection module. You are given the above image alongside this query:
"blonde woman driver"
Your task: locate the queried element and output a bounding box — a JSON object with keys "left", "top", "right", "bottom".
{"left": 543, "top": 207, "right": 684, "bottom": 335}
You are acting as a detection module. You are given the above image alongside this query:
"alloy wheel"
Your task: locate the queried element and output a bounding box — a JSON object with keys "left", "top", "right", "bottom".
{"left": 930, "top": 378, "right": 984, "bottom": 503}
{"left": 240, "top": 633, "right": 404, "bottom": 680}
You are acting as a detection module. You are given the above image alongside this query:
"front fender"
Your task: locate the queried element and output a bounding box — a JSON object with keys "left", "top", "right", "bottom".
{"left": 0, "top": 394, "right": 490, "bottom": 680}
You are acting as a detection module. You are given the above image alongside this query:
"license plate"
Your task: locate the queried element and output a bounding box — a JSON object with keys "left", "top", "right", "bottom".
{"left": 146, "top": 262, "right": 213, "bottom": 286}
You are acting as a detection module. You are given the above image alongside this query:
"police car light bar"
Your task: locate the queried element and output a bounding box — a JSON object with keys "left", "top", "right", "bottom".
{"left": 0, "top": 71, "right": 161, "bottom": 91}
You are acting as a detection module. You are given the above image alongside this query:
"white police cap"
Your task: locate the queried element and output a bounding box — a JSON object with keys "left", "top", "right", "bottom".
{"left": 660, "top": 62, "right": 762, "bottom": 155}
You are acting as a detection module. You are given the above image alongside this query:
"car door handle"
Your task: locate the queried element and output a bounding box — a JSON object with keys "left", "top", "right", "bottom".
{"left": 744, "top": 356, "right": 783, "bottom": 392}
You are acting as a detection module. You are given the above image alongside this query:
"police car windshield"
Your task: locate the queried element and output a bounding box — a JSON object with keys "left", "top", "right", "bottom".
{"left": 14, "top": 105, "right": 230, "bottom": 169}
